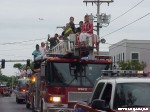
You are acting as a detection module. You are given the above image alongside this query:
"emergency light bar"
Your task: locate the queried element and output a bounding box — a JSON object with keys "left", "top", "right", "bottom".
{"left": 101, "top": 70, "right": 147, "bottom": 77}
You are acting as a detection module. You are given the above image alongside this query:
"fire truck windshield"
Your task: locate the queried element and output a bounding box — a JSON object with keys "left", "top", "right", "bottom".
{"left": 17, "top": 79, "right": 29, "bottom": 88}
{"left": 46, "top": 62, "right": 110, "bottom": 87}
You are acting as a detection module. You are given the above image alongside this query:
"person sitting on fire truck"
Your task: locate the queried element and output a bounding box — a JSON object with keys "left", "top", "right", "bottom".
{"left": 63, "top": 23, "right": 73, "bottom": 40}
{"left": 32, "top": 44, "right": 42, "bottom": 73}
{"left": 62, "top": 16, "right": 76, "bottom": 40}
{"left": 79, "top": 15, "right": 93, "bottom": 46}
{"left": 39, "top": 42, "right": 46, "bottom": 57}
{"left": 32, "top": 44, "right": 42, "bottom": 61}
{"left": 76, "top": 21, "right": 83, "bottom": 34}
{"left": 48, "top": 33, "right": 59, "bottom": 49}
{"left": 69, "top": 16, "right": 76, "bottom": 33}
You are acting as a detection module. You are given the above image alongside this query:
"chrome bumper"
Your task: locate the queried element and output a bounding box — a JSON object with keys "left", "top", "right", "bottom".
{"left": 47, "top": 108, "right": 74, "bottom": 112}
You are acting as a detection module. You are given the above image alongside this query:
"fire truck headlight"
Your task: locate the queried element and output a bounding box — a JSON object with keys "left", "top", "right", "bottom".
{"left": 30, "top": 76, "right": 36, "bottom": 83}
{"left": 31, "top": 77, "right": 36, "bottom": 82}
{"left": 50, "top": 96, "right": 61, "bottom": 103}
{"left": 137, "top": 71, "right": 144, "bottom": 74}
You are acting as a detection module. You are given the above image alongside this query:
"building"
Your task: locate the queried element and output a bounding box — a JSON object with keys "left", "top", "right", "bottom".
{"left": 109, "top": 39, "right": 150, "bottom": 72}
{"left": 94, "top": 51, "right": 109, "bottom": 56}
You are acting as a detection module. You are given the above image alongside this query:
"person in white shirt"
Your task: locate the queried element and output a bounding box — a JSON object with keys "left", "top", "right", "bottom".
{"left": 39, "top": 42, "right": 46, "bottom": 57}
{"left": 26, "top": 68, "right": 32, "bottom": 77}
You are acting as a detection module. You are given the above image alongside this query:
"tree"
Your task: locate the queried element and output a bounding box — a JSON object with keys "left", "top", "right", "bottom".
{"left": 13, "top": 62, "right": 34, "bottom": 71}
{"left": 13, "top": 63, "right": 23, "bottom": 70}
{"left": 118, "top": 60, "right": 146, "bottom": 70}
{"left": 0, "top": 75, "right": 12, "bottom": 86}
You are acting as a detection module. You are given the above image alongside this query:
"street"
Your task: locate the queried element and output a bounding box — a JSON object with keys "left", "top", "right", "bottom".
{"left": 0, "top": 93, "right": 31, "bottom": 112}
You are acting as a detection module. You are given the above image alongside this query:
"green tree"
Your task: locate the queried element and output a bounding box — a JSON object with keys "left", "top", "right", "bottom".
{"left": 0, "top": 75, "right": 12, "bottom": 86}
{"left": 13, "top": 63, "right": 23, "bottom": 70}
{"left": 118, "top": 60, "right": 146, "bottom": 70}
{"left": 13, "top": 62, "right": 34, "bottom": 70}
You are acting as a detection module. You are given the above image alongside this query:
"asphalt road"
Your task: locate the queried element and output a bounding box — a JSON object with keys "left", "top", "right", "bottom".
{"left": 0, "top": 93, "right": 31, "bottom": 112}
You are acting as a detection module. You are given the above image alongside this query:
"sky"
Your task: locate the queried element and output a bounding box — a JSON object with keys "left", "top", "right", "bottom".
{"left": 0, "top": 0, "right": 150, "bottom": 76}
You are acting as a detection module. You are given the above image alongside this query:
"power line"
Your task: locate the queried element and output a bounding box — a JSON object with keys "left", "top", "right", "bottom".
{"left": 0, "top": 38, "right": 46, "bottom": 46}
{"left": 111, "top": 0, "right": 145, "bottom": 22}
{"left": 101, "top": 13, "right": 150, "bottom": 38}
{"left": 0, "top": 47, "right": 33, "bottom": 52}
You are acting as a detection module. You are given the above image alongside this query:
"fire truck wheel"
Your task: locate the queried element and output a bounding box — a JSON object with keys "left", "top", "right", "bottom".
{"left": 16, "top": 97, "right": 19, "bottom": 103}
{"left": 32, "top": 97, "right": 35, "bottom": 112}
{"left": 40, "top": 100, "right": 46, "bottom": 112}
{"left": 26, "top": 102, "right": 30, "bottom": 109}
{"left": 40, "top": 100, "right": 43, "bottom": 112}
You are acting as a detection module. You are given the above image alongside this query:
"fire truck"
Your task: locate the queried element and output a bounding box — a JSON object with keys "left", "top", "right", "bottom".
{"left": 26, "top": 32, "right": 112, "bottom": 112}
{"left": 15, "top": 77, "right": 29, "bottom": 103}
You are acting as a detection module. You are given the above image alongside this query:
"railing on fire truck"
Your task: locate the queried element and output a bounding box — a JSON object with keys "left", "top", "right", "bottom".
{"left": 48, "top": 34, "right": 99, "bottom": 56}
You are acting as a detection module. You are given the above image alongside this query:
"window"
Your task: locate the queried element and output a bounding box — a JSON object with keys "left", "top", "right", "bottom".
{"left": 101, "top": 83, "right": 112, "bottom": 106}
{"left": 114, "top": 83, "right": 150, "bottom": 109}
{"left": 117, "top": 54, "right": 119, "bottom": 62}
{"left": 123, "top": 53, "right": 124, "bottom": 61}
{"left": 119, "top": 54, "right": 120, "bottom": 61}
{"left": 91, "top": 82, "right": 105, "bottom": 102}
{"left": 114, "top": 56, "right": 116, "bottom": 63}
{"left": 131, "top": 53, "right": 139, "bottom": 60}
{"left": 46, "top": 62, "right": 109, "bottom": 87}
{"left": 120, "top": 53, "right": 122, "bottom": 61}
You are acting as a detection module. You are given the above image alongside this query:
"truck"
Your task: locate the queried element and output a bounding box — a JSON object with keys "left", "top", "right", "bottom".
{"left": 74, "top": 70, "right": 150, "bottom": 112}
{"left": 26, "top": 32, "right": 112, "bottom": 112}
{"left": 15, "top": 77, "right": 29, "bottom": 103}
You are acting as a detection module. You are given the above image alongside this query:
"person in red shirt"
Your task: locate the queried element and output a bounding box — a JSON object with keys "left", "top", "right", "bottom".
{"left": 79, "top": 15, "right": 93, "bottom": 46}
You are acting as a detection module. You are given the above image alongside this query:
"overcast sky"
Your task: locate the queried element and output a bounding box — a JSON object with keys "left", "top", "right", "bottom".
{"left": 0, "top": 0, "right": 150, "bottom": 76}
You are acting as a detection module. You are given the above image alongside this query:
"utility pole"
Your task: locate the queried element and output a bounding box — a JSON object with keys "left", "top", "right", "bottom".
{"left": 83, "top": 0, "right": 113, "bottom": 55}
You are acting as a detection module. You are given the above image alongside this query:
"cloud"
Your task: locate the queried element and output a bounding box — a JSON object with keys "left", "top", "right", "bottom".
{"left": 1, "top": 0, "right": 150, "bottom": 76}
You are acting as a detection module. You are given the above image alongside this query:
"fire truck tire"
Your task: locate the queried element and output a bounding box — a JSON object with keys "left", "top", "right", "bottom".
{"left": 32, "top": 97, "right": 35, "bottom": 112}
{"left": 40, "top": 100, "right": 43, "bottom": 112}
{"left": 16, "top": 97, "right": 20, "bottom": 104}
{"left": 40, "top": 100, "right": 46, "bottom": 112}
{"left": 26, "top": 102, "right": 30, "bottom": 109}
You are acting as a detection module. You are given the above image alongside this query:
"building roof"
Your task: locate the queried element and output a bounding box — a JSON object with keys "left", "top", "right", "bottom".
{"left": 109, "top": 39, "right": 150, "bottom": 50}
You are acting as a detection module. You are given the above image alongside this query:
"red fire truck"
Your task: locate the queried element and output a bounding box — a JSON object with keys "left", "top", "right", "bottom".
{"left": 26, "top": 32, "right": 112, "bottom": 112}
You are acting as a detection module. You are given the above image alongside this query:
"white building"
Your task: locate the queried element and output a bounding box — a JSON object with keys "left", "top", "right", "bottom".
{"left": 109, "top": 39, "right": 150, "bottom": 72}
